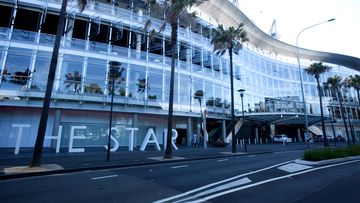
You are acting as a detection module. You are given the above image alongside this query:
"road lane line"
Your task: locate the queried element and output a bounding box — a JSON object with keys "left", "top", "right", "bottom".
{"left": 91, "top": 175, "right": 118, "bottom": 180}
{"left": 173, "top": 178, "right": 251, "bottom": 203}
{"left": 153, "top": 160, "right": 293, "bottom": 203}
{"left": 171, "top": 165, "right": 189, "bottom": 169}
{"left": 190, "top": 159, "right": 360, "bottom": 203}
{"left": 217, "top": 159, "right": 229, "bottom": 162}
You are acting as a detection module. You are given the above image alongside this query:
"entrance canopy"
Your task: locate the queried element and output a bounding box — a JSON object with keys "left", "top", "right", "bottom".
{"left": 239, "top": 112, "right": 325, "bottom": 126}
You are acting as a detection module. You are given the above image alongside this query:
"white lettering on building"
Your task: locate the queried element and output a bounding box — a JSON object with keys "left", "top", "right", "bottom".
{"left": 69, "top": 126, "right": 86, "bottom": 153}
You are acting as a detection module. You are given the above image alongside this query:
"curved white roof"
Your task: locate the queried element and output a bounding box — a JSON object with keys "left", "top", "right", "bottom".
{"left": 200, "top": 0, "right": 360, "bottom": 70}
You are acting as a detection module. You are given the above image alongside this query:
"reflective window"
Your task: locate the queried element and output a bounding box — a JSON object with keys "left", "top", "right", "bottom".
{"left": 178, "top": 74, "right": 190, "bottom": 104}
{"left": 148, "top": 69, "right": 163, "bottom": 101}
{"left": 128, "top": 64, "right": 146, "bottom": 100}
{"left": 85, "top": 58, "right": 107, "bottom": 95}
{"left": 60, "top": 55, "right": 84, "bottom": 93}
{"left": 32, "top": 51, "right": 51, "bottom": 91}
{"left": 1, "top": 48, "right": 32, "bottom": 91}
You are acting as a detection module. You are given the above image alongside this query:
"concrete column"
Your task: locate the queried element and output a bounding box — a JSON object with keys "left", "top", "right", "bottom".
{"left": 270, "top": 124, "right": 275, "bottom": 141}
{"left": 297, "top": 128, "right": 302, "bottom": 142}
{"left": 222, "top": 119, "right": 226, "bottom": 141}
{"left": 51, "top": 109, "right": 62, "bottom": 149}
{"left": 132, "top": 113, "right": 138, "bottom": 146}
{"left": 255, "top": 127, "right": 259, "bottom": 144}
{"left": 187, "top": 117, "right": 192, "bottom": 147}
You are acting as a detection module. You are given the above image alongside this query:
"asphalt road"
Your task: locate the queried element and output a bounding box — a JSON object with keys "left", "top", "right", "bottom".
{"left": 0, "top": 148, "right": 359, "bottom": 203}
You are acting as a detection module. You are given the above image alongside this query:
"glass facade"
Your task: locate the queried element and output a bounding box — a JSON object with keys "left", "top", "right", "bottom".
{"left": 0, "top": 0, "right": 359, "bottom": 149}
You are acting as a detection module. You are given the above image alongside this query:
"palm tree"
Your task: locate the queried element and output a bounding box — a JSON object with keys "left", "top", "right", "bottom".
{"left": 326, "top": 75, "right": 351, "bottom": 145}
{"left": 30, "top": 0, "right": 87, "bottom": 167}
{"left": 346, "top": 74, "right": 360, "bottom": 105}
{"left": 146, "top": 0, "right": 207, "bottom": 159}
{"left": 304, "top": 62, "right": 331, "bottom": 147}
{"left": 211, "top": 24, "right": 248, "bottom": 153}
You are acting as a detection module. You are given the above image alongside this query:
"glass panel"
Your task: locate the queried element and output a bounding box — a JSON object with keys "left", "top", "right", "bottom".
{"left": 178, "top": 74, "right": 190, "bottom": 104}
{"left": 128, "top": 64, "right": 146, "bottom": 100}
{"left": 1, "top": 48, "right": 32, "bottom": 91}
{"left": 147, "top": 69, "right": 163, "bottom": 101}
{"left": 85, "top": 58, "right": 107, "bottom": 95}
{"left": 204, "top": 80, "right": 213, "bottom": 102}
{"left": 32, "top": 51, "right": 51, "bottom": 91}
{"left": 60, "top": 55, "right": 84, "bottom": 93}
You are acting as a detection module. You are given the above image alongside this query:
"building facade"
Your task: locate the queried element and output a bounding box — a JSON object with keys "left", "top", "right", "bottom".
{"left": 0, "top": 0, "right": 359, "bottom": 153}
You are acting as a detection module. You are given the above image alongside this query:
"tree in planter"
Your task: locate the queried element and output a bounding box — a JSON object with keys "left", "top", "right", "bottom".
{"left": 85, "top": 83, "right": 103, "bottom": 94}
{"left": 304, "top": 62, "right": 331, "bottom": 147}
{"left": 345, "top": 74, "right": 360, "bottom": 105}
{"left": 137, "top": 78, "right": 149, "bottom": 94}
{"left": 119, "top": 87, "right": 126, "bottom": 97}
{"left": 30, "top": 0, "right": 87, "bottom": 167}
{"left": 145, "top": 0, "right": 207, "bottom": 159}
{"left": 326, "top": 75, "right": 351, "bottom": 145}
{"left": 148, "top": 95, "right": 157, "bottom": 100}
{"left": 64, "top": 71, "right": 82, "bottom": 93}
{"left": 107, "top": 63, "right": 125, "bottom": 96}
{"left": 211, "top": 24, "right": 249, "bottom": 153}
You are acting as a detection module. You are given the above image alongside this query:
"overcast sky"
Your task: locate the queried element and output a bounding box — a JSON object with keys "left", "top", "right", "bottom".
{"left": 237, "top": 0, "right": 360, "bottom": 58}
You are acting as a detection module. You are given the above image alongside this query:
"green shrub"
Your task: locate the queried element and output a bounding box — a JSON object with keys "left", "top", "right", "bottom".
{"left": 304, "top": 146, "right": 360, "bottom": 161}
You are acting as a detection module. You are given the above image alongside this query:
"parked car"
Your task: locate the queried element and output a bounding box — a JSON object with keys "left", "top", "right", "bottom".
{"left": 273, "top": 134, "right": 292, "bottom": 143}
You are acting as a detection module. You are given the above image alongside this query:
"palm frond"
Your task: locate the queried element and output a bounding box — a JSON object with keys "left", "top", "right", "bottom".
{"left": 77, "top": 0, "right": 87, "bottom": 12}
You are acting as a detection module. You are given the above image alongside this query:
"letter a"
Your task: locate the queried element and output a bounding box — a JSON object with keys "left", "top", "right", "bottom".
{"left": 140, "top": 128, "right": 161, "bottom": 151}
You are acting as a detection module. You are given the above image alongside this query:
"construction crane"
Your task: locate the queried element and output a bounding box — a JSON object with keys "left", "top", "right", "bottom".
{"left": 269, "top": 19, "right": 280, "bottom": 39}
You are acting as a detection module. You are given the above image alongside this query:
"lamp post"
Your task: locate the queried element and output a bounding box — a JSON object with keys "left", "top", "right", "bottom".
{"left": 194, "top": 90, "right": 206, "bottom": 148}
{"left": 238, "top": 89, "right": 246, "bottom": 151}
{"left": 296, "top": 18, "right": 335, "bottom": 139}
{"left": 107, "top": 61, "right": 123, "bottom": 161}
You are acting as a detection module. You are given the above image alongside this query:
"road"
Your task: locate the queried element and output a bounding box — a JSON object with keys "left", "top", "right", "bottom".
{"left": 0, "top": 147, "right": 359, "bottom": 203}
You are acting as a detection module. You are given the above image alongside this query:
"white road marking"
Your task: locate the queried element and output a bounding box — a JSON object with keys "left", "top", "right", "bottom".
{"left": 153, "top": 160, "right": 293, "bottom": 203}
{"left": 278, "top": 163, "right": 313, "bottom": 173}
{"left": 189, "top": 159, "right": 360, "bottom": 203}
{"left": 171, "top": 165, "right": 189, "bottom": 169}
{"left": 217, "top": 159, "right": 229, "bottom": 162}
{"left": 247, "top": 155, "right": 256, "bottom": 158}
{"left": 173, "top": 178, "right": 251, "bottom": 203}
{"left": 91, "top": 175, "right": 118, "bottom": 180}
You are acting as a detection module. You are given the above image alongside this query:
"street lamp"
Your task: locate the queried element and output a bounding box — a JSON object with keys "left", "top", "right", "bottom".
{"left": 107, "top": 61, "right": 123, "bottom": 161}
{"left": 295, "top": 18, "right": 335, "bottom": 139}
{"left": 194, "top": 90, "right": 206, "bottom": 148}
{"left": 238, "top": 89, "right": 246, "bottom": 152}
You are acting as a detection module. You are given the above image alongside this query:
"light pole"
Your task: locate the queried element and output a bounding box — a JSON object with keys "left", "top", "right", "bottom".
{"left": 107, "top": 61, "right": 123, "bottom": 161}
{"left": 194, "top": 90, "right": 206, "bottom": 148}
{"left": 296, "top": 18, "right": 335, "bottom": 140}
{"left": 238, "top": 89, "right": 246, "bottom": 151}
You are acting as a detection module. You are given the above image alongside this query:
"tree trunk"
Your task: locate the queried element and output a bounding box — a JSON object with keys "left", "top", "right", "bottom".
{"left": 338, "top": 91, "right": 351, "bottom": 145}
{"left": 229, "top": 48, "right": 237, "bottom": 153}
{"left": 30, "top": 0, "right": 68, "bottom": 167}
{"left": 164, "top": 21, "right": 178, "bottom": 159}
{"left": 316, "top": 77, "right": 328, "bottom": 147}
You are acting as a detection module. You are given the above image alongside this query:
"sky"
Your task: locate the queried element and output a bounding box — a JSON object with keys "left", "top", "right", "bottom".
{"left": 236, "top": 0, "right": 360, "bottom": 58}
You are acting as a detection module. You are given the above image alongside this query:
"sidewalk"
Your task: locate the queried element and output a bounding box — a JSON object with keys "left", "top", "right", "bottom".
{"left": 0, "top": 143, "right": 316, "bottom": 180}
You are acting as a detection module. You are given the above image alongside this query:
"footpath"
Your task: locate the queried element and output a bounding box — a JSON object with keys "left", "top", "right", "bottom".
{"left": 0, "top": 143, "right": 327, "bottom": 180}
